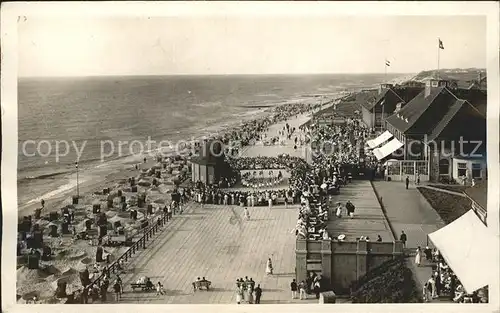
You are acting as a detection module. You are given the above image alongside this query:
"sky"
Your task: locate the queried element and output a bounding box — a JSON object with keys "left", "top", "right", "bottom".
{"left": 18, "top": 15, "right": 486, "bottom": 77}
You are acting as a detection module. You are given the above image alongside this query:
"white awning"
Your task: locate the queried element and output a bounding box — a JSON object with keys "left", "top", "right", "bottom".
{"left": 366, "top": 131, "right": 393, "bottom": 149}
{"left": 373, "top": 138, "right": 403, "bottom": 160}
{"left": 428, "top": 210, "right": 498, "bottom": 293}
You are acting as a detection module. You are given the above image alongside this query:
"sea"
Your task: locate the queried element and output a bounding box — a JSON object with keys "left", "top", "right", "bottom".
{"left": 17, "top": 74, "right": 403, "bottom": 208}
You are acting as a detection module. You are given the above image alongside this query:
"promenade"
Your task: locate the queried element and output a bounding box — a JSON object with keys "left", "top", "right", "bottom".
{"left": 114, "top": 113, "right": 318, "bottom": 304}
{"left": 117, "top": 202, "right": 316, "bottom": 304}
{"left": 240, "top": 114, "right": 310, "bottom": 159}
{"left": 327, "top": 181, "right": 393, "bottom": 242}
{"left": 372, "top": 181, "right": 449, "bottom": 302}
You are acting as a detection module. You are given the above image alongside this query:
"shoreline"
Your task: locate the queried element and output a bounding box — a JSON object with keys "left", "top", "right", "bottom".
{"left": 17, "top": 95, "right": 332, "bottom": 217}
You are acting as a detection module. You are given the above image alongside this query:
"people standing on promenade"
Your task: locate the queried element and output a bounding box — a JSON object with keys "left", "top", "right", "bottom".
{"left": 335, "top": 203, "right": 343, "bottom": 218}
{"left": 400, "top": 231, "right": 407, "bottom": 249}
{"left": 113, "top": 280, "right": 122, "bottom": 301}
{"left": 254, "top": 284, "right": 262, "bottom": 304}
{"left": 406, "top": 176, "right": 410, "bottom": 189}
{"left": 266, "top": 258, "right": 273, "bottom": 275}
{"left": 235, "top": 285, "right": 243, "bottom": 304}
{"left": 346, "top": 200, "right": 355, "bottom": 218}
{"left": 290, "top": 279, "right": 298, "bottom": 299}
{"left": 416, "top": 174, "right": 421, "bottom": 185}
{"left": 377, "top": 234, "right": 382, "bottom": 242}
{"left": 299, "top": 280, "right": 307, "bottom": 300}
{"left": 415, "top": 246, "right": 422, "bottom": 267}
{"left": 423, "top": 282, "right": 431, "bottom": 302}
{"left": 156, "top": 281, "right": 165, "bottom": 296}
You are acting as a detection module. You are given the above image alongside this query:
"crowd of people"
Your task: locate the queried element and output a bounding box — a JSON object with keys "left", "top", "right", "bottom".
{"left": 418, "top": 247, "right": 488, "bottom": 303}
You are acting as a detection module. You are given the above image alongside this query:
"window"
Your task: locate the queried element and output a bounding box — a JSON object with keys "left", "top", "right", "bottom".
{"left": 439, "top": 159, "right": 450, "bottom": 175}
{"left": 402, "top": 161, "right": 415, "bottom": 175}
{"left": 387, "top": 162, "right": 401, "bottom": 175}
{"left": 457, "top": 162, "right": 467, "bottom": 177}
{"left": 472, "top": 163, "right": 482, "bottom": 178}
{"left": 416, "top": 161, "right": 428, "bottom": 175}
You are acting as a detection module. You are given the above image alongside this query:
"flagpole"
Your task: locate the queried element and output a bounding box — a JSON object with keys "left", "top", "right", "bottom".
{"left": 437, "top": 38, "right": 440, "bottom": 80}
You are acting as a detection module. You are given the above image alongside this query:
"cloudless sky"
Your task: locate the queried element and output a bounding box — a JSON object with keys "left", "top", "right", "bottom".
{"left": 18, "top": 15, "right": 486, "bottom": 77}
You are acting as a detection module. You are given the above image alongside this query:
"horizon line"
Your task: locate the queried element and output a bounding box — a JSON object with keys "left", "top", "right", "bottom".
{"left": 18, "top": 72, "right": 413, "bottom": 79}
{"left": 17, "top": 68, "right": 486, "bottom": 79}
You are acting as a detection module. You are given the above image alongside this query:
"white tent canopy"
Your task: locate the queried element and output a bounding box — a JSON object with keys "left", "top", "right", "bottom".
{"left": 428, "top": 210, "right": 498, "bottom": 293}
{"left": 366, "top": 130, "right": 393, "bottom": 149}
{"left": 373, "top": 138, "right": 403, "bottom": 160}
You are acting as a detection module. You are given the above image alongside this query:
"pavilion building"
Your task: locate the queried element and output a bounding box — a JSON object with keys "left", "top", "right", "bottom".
{"left": 368, "top": 79, "right": 486, "bottom": 183}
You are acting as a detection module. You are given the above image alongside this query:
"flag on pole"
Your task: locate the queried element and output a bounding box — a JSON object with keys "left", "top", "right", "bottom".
{"left": 438, "top": 38, "right": 444, "bottom": 50}
{"left": 385, "top": 60, "right": 391, "bottom": 67}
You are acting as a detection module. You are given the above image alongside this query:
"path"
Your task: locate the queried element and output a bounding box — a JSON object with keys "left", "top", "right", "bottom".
{"left": 326, "top": 181, "right": 393, "bottom": 242}
{"left": 372, "top": 181, "right": 450, "bottom": 302}
{"left": 241, "top": 114, "right": 311, "bottom": 159}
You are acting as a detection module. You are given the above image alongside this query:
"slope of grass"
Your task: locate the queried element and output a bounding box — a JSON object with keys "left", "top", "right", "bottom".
{"left": 350, "top": 257, "right": 423, "bottom": 303}
{"left": 427, "top": 184, "right": 467, "bottom": 193}
{"left": 417, "top": 187, "right": 471, "bottom": 224}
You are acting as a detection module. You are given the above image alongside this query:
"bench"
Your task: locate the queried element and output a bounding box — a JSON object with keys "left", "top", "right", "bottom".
{"left": 130, "top": 283, "right": 154, "bottom": 292}
{"left": 192, "top": 280, "right": 212, "bottom": 291}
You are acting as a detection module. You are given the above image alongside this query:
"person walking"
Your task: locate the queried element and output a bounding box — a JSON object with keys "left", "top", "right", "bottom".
{"left": 405, "top": 176, "right": 410, "bottom": 189}
{"left": 156, "top": 281, "right": 165, "bottom": 296}
{"left": 254, "top": 284, "right": 262, "bottom": 304}
{"left": 290, "top": 279, "right": 298, "bottom": 299}
{"left": 244, "top": 207, "right": 250, "bottom": 221}
{"left": 415, "top": 246, "right": 422, "bottom": 267}
{"left": 346, "top": 200, "right": 355, "bottom": 218}
{"left": 399, "top": 231, "right": 407, "bottom": 249}
{"left": 266, "top": 258, "right": 273, "bottom": 275}
{"left": 423, "top": 282, "right": 430, "bottom": 302}
{"left": 113, "top": 280, "right": 121, "bottom": 301}
{"left": 299, "top": 280, "right": 307, "bottom": 300}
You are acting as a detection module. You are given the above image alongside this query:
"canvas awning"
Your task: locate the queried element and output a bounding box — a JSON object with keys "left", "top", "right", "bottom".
{"left": 366, "top": 130, "right": 393, "bottom": 149}
{"left": 428, "top": 210, "right": 498, "bottom": 293}
{"left": 372, "top": 138, "right": 403, "bottom": 160}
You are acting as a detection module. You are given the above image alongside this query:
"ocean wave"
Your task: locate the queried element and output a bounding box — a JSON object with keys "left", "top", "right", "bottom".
{"left": 191, "top": 101, "right": 222, "bottom": 108}
{"left": 20, "top": 170, "right": 72, "bottom": 182}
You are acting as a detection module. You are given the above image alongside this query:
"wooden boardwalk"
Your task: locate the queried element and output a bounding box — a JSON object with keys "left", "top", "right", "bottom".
{"left": 326, "top": 181, "right": 394, "bottom": 242}
{"left": 117, "top": 203, "right": 319, "bottom": 304}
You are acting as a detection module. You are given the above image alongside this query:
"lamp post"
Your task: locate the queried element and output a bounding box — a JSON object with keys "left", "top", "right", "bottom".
{"left": 75, "top": 161, "right": 79, "bottom": 199}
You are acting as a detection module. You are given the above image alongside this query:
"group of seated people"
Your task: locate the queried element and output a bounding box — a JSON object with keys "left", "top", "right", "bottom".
{"left": 293, "top": 192, "right": 330, "bottom": 240}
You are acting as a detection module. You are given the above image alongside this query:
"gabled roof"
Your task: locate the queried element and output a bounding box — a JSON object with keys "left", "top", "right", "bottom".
{"left": 428, "top": 99, "right": 485, "bottom": 141}
{"left": 464, "top": 181, "right": 487, "bottom": 210}
{"left": 362, "top": 88, "right": 405, "bottom": 111}
{"left": 385, "top": 87, "right": 446, "bottom": 133}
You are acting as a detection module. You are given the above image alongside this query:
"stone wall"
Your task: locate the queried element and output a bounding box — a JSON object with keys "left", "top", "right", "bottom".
{"left": 296, "top": 239, "right": 403, "bottom": 295}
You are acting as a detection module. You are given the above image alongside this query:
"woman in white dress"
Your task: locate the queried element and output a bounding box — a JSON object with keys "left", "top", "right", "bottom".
{"left": 236, "top": 286, "right": 243, "bottom": 304}
{"left": 415, "top": 246, "right": 422, "bottom": 267}
{"left": 266, "top": 258, "right": 273, "bottom": 275}
{"left": 244, "top": 208, "right": 250, "bottom": 220}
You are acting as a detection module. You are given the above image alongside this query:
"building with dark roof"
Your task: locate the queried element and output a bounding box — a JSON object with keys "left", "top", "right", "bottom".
{"left": 464, "top": 180, "right": 487, "bottom": 225}
{"left": 190, "top": 140, "right": 227, "bottom": 184}
{"left": 360, "top": 84, "right": 423, "bottom": 131}
{"left": 376, "top": 79, "right": 486, "bottom": 182}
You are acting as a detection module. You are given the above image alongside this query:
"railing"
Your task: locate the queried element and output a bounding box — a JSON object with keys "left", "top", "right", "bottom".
{"left": 89, "top": 211, "right": 171, "bottom": 290}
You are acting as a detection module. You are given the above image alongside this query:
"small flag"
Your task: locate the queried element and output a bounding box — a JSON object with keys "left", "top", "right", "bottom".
{"left": 385, "top": 60, "right": 391, "bottom": 67}
{"left": 439, "top": 38, "right": 444, "bottom": 50}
